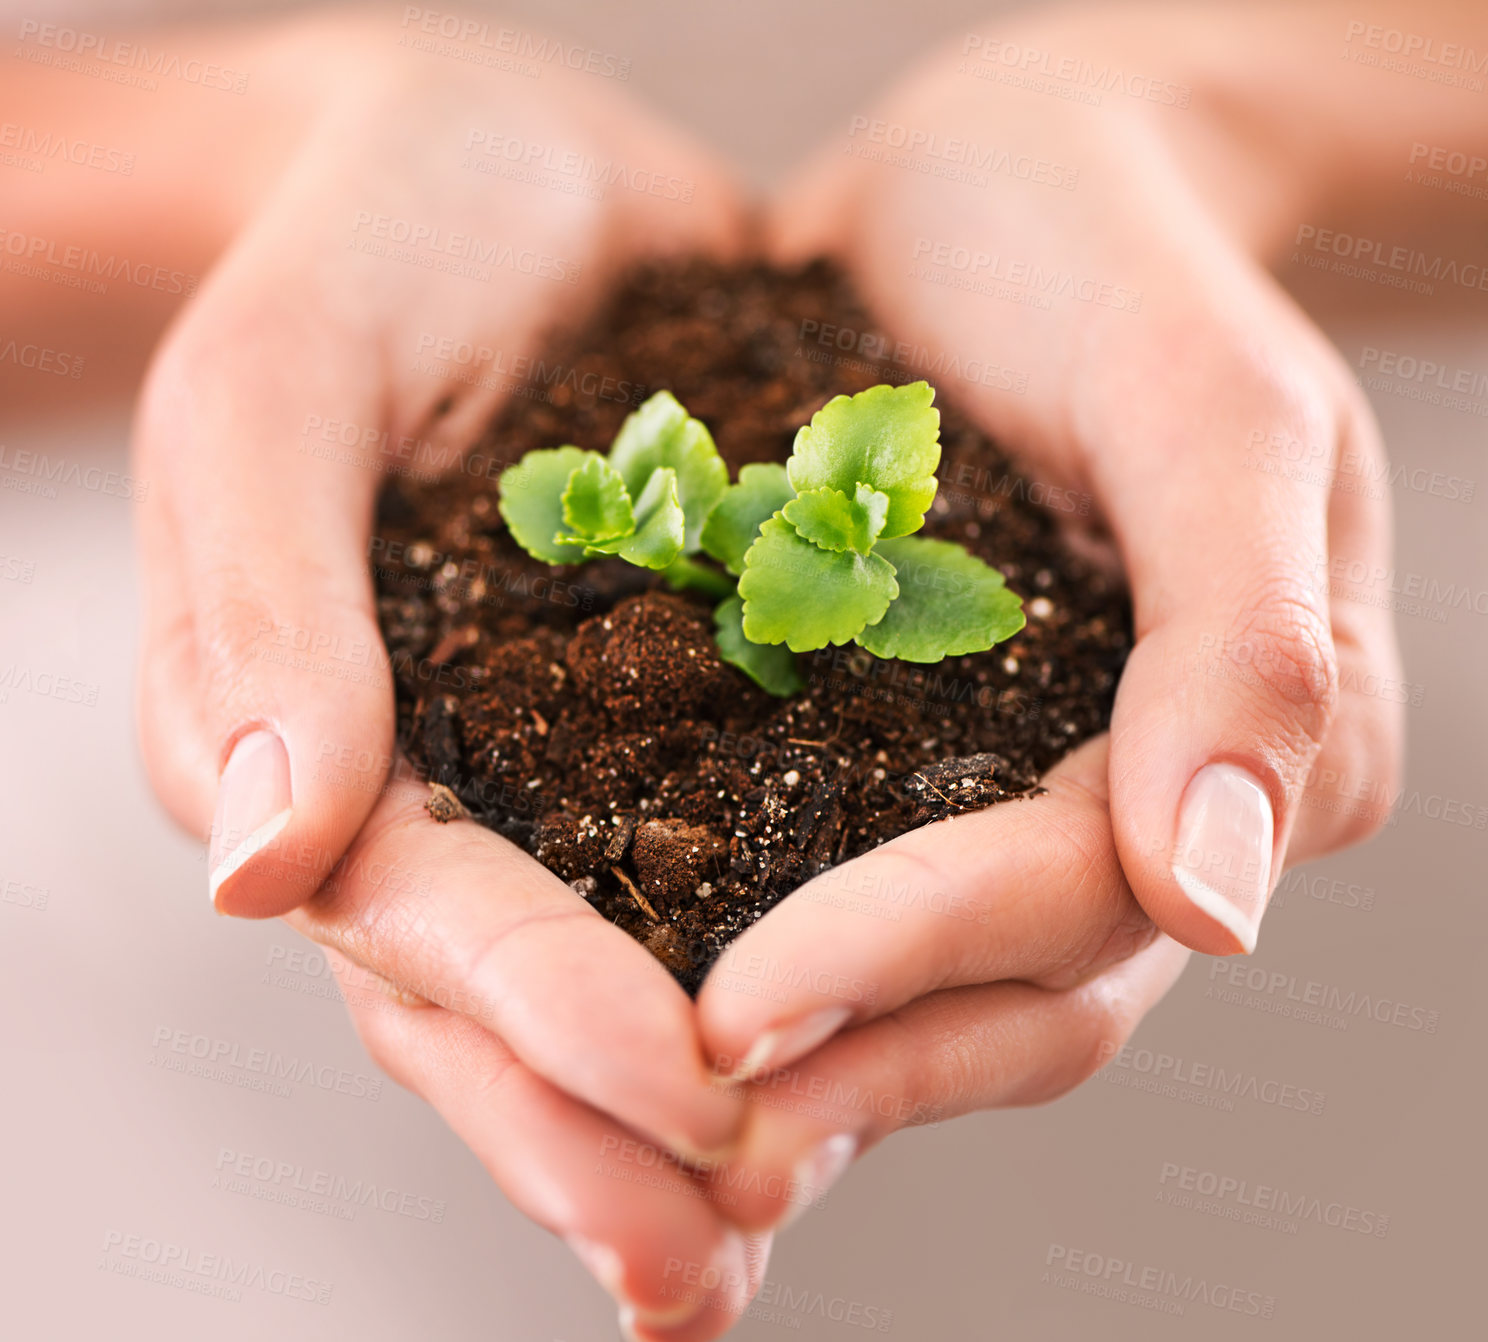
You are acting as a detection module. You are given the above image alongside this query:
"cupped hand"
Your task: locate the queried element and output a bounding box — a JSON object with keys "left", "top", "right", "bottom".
{"left": 304, "top": 769, "right": 774, "bottom": 1341}
{"left": 691, "top": 4, "right": 1403, "bottom": 1228}
{"left": 131, "top": 13, "right": 768, "bottom": 1333}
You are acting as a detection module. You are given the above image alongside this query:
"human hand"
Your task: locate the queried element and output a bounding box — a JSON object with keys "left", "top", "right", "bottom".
{"left": 686, "top": 1, "right": 1404, "bottom": 1226}
{"left": 131, "top": 12, "right": 770, "bottom": 1332}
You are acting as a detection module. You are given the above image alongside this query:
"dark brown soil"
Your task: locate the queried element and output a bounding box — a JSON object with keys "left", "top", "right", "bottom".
{"left": 371, "top": 259, "right": 1131, "bottom": 993}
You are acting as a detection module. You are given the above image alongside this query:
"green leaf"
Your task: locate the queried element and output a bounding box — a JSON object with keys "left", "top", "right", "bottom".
{"left": 559, "top": 455, "right": 634, "bottom": 543}
{"left": 787, "top": 381, "right": 941, "bottom": 539}
{"left": 782, "top": 482, "right": 890, "bottom": 554}
{"left": 714, "top": 595, "right": 804, "bottom": 696}
{"left": 699, "top": 462, "right": 795, "bottom": 574}
{"left": 608, "top": 391, "right": 729, "bottom": 551}
{"left": 585, "top": 466, "right": 685, "bottom": 569}
{"left": 738, "top": 514, "right": 899, "bottom": 652}
{"left": 855, "top": 537, "right": 1025, "bottom": 662}
{"left": 498, "top": 446, "right": 596, "bottom": 564}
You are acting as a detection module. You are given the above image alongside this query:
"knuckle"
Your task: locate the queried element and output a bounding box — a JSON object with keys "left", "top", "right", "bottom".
{"left": 334, "top": 983, "right": 413, "bottom": 1085}
{"left": 190, "top": 586, "right": 281, "bottom": 727}
{"left": 1335, "top": 374, "right": 1381, "bottom": 451}
{"left": 188, "top": 571, "right": 391, "bottom": 739}
{"left": 1223, "top": 570, "right": 1340, "bottom": 753}
{"left": 136, "top": 313, "right": 230, "bottom": 463}
{"left": 1022, "top": 1001, "right": 1134, "bottom": 1107}
{"left": 137, "top": 288, "right": 300, "bottom": 467}
{"left": 195, "top": 583, "right": 271, "bottom": 663}
{"left": 1351, "top": 709, "right": 1405, "bottom": 842}
{"left": 353, "top": 1012, "right": 403, "bottom": 1080}
{"left": 1045, "top": 896, "right": 1158, "bottom": 990}
{"left": 343, "top": 874, "right": 440, "bottom": 980}
{"left": 1304, "top": 699, "right": 1405, "bottom": 849}
{"left": 459, "top": 908, "right": 594, "bottom": 1017}
{"left": 1055, "top": 998, "right": 1138, "bottom": 1102}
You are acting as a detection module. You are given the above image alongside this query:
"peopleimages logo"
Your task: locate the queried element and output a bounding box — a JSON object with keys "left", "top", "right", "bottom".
{"left": 1044, "top": 1244, "right": 1276, "bottom": 1319}
{"left": 910, "top": 237, "right": 1143, "bottom": 311}
{"left": 1157, "top": 1163, "right": 1391, "bottom": 1238}
{"left": 99, "top": 1231, "right": 331, "bottom": 1305}
{"left": 0, "top": 444, "right": 147, "bottom": 499}
{"left": 0, "top": 226, "right": 197, "bottom": 296}
{"left": 0, "top": 663, "right": 100, "bottom": 707}
{"left": 15, "top": 20, "right": 251, "bottom": 93}
{"left": 1294, "top": 224, "right": 1488, "bottom": 292}
{"left": 213, "top": 1148, "right": 446, "bottom": 1223}
{"left": 397, "top": 7, "right": 631, "bottom": 80}
{"left": 0, "top": 339, "right": 84, "bottom": 378}
{"left": 844, "top": 114, "right": 1081, "bottom": 189}
{"left": 149, "top": 1026, "right": 383, "bottom": 1102}
{"left": 796, "top": 318, "right": 1031, "bottom": 395}
{"left": 0, "top": 121, "right": 135, "bottom": 174}
{"left": 1205, "top": 960, "right": 1441, "bottom": 1033}
{"left": 348, "top": 210, "right": 582, "bottom": 284}
{"left": 1095, "top": 1042, "right": 1326, "bottom": 1115}
{"left": 1342, "top": 20, "right": 1488, "bottom": 74}
{"left": 462, "top": 131, "right": 694, "bottom": 201}
{"left": 959, "top": 34, "right": 1192, "bottom": 107}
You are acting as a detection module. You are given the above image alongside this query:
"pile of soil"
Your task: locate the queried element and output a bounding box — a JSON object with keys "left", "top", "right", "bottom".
{"left": 372, "top": 259, "right": 1131, "bottom": 992}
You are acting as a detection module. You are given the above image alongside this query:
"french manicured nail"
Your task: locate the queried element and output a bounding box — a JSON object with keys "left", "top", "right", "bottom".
{"left": 617, "top": 1230, "right": 771, "bottom": 1341}
{"left": 207, "top": 730, "right": 292, "bottom": 909}
{"left": 781, "top": 1132, "right": 857, "bottom": 1229}
{"left": 618, "top": 1300, "right": 702, "bottom": 1342}
{"left": 566, "top": 1234, "right": 626, "bottom": 1297}
{"left": 729, "top": 1006, "right": 853, "bottom": 1082}
{"left": 570, "top": 1235, "right": 698, "bottom": 1338}
{"left": 1171, "top": 763, "right": 1274, "bottom": 954}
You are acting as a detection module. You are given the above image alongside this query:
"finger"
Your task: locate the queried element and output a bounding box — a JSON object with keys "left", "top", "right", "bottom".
{"left": 761, "top": 145, "right": 861, "bottom": 265}
{"left": 1085, "top": 270, "right": 1404, "bottom": 957}
{"left": 697, "top": 735, "right": 1156, "bottom": 1082}
{"left": 134, "top": 77, "right": 752, "bottom": 921}
{"left": 332, "top": 958, "right": 771, "bottom": 1341}
{"left": 1283, "top": 395, "right": 1405, "bottom": 860}
{"left": 589, "top": 88, "right": 753, "bottom": 267}
{"left": 766, "top": 80, "right": 1401, "bottom": 956}
{"left": 703, "top": 935, "right": 1190, "bottom": 1230}
{"left": 135, "top": 256, "right": 397, "bottom": 919}
{"left": 286, "top": 765, "right": 744, "bottom": 1159}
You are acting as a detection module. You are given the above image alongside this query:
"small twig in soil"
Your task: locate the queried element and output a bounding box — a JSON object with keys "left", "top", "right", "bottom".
{"left": 604, "top": 813, "right": 637, "bottom": 863}
{"left": 425, "top": 783, "right": 469, "bottom": 823}
{"left": 611, "top": 866, "right": 661, "bottom": 922}
{"left": 427, "top": 626, "right": 477, "bottom": 666}
{"left": 912, "top": 774, "right": 966, "bottom": 811}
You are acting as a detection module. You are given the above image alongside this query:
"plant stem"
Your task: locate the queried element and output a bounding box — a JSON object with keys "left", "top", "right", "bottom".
{"left": 662, "top": 555, "right": 735, "bottom": 601}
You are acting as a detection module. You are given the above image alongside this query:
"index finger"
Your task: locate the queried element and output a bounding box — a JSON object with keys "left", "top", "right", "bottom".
{"left": 286, "top": 760, "right": 744, "bottom": 1159}
{"left": 696, "top": 735, "right": 1156, "bottom": 1080}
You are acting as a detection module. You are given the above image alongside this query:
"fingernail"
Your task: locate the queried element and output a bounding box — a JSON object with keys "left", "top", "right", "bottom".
{"left": 1171, "top": 763, "right": 1274, "bottom": 954}
{"left": 618, "top": 1301, "right": 701, "bottom": 1341}
{"left": 571, "top": 1234, "right": 703, "bottom": 1336}
{"left": 566, "top": 1234, "right": 626, "bottom": 1297}
{"left": 781, "top": 1132, "right": 857, "bottom": 1229}
{"left": 617, "top": 1229, "right": 771, "bottom": 1340}
{"left": 208, "top": 730, "right": 292, "bottom": 909}
{"left": 728, "top": 1006, "right": 853, "bottom": 1082}
{"left": 573, "top": 1238, "right": 700, "bottom": 1339}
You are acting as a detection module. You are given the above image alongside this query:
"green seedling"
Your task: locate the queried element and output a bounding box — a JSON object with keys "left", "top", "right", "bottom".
{"left": 499, "top": 381, "right": 1025, "bottom": 695}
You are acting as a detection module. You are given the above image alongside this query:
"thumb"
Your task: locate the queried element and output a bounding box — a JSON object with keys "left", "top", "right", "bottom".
{"left": 1082, "top": 282, "right": 1394, "bottom": 956}
{"left": 134, "top": 267, "right": 407, "bottom": 919}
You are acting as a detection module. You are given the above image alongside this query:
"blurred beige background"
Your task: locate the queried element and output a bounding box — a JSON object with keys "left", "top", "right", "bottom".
{"left": 2, "top": 1, "right": 1484, "bottom": 1338}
